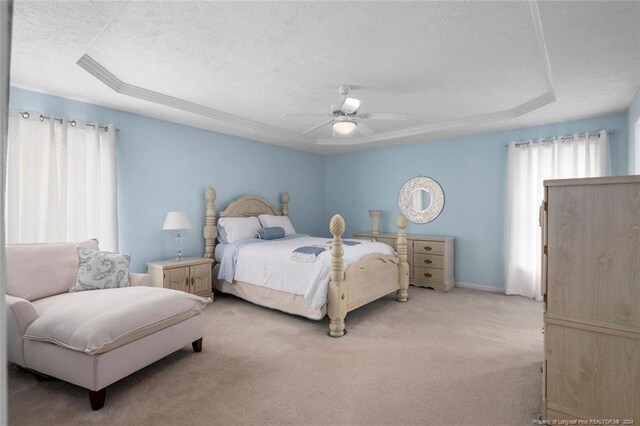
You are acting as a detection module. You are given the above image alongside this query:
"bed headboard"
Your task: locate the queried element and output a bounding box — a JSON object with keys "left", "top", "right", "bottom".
{"left": 203, "top": 188, "right": 289, "bottom": 259}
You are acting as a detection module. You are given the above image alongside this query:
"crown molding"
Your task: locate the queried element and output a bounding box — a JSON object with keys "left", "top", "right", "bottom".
{"left": 77, "top": 0, "right": 556, "bottom": 149}
{"left": 528, "top": 0, "right": 556, "bottom": 98}
{"left": 76, "top": 54, "right": 316, "bottom": 145}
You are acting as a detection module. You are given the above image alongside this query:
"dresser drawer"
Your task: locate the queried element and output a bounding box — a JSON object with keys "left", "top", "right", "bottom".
{"left": 413, "top": 266, "right": 444, "bottom": 283}
{"left": 414, "top": 254, "right": 443, "bottom": 269}
{"left": 413, "top": 241, "right": 444, "bottom": 255}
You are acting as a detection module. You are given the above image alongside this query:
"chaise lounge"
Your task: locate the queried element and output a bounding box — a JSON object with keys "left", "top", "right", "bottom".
{"left": 6, "top": 240, "right": 211, "bottom": 410}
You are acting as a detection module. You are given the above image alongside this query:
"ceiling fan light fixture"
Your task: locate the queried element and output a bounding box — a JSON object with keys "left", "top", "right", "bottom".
{"left": 333, "top": 119, "right": 357, "bottom": 135}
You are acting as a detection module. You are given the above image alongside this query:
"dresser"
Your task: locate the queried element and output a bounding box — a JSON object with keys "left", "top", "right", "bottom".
{"left": 147, "top": 257, "right": 214, "bottom": 299}
{"left": 352, "top": 232, "right": 455, "bottom": 291}
{"left": 542, "top": 176, "right": 640, "bottom": 421}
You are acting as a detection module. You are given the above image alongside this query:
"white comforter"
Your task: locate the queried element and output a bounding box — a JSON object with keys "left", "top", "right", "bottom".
{"left": 231, "top": 236, "right": 395, "bottom": 310}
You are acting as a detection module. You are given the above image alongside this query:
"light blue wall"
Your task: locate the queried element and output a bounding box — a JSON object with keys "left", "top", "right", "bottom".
{"left": 325, "top": 113, "right": 628, "bottom": 289}
{"left": 628, "top": 88, "right": 640, "bottom": 174}
{"left": 8, "top": 87, "right": 631, "bottom": 289}
{"left": 9, "top": 87, "right": 326, "bottom": 272}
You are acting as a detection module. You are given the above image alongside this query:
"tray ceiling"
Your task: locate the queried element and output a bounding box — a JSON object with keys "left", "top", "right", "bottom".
{"left": 10, "top": 1, "right": 640, "bottom": 154}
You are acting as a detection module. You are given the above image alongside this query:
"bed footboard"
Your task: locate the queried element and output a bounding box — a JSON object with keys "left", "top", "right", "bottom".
{"left": 345, "top": 254, "right": 400, "bottom": 311}
{"left": 327, "top": 213, "right": 409, "bottom": 337}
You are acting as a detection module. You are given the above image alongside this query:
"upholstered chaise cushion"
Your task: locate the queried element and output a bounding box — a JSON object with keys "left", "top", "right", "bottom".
{"left": 24, "top": 287, "right": 211, "bottom": 355}
{"left": 7, "top": 239, "right": 99, "bottom": 301}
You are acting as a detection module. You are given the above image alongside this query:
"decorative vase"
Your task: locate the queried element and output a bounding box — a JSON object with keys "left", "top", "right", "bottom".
{"left": 369, "top": 210, "right": 382, "bottom": 235}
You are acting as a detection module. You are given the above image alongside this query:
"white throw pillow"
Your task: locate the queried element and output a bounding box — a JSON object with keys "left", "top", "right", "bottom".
{"left": 218, "top": 216, "right": 262, "bottom": 243}
{"left": 70, "top": 249, "right": 131, "bottom": 292}
{"left": 258, "top": 214, "right": 296, "bottom": 236}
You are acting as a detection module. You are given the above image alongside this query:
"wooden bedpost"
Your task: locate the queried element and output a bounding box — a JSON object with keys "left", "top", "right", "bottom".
{"left": 327, "top": 214, "right": 347, "bottom": 337}
{"left": 280, "top": 192, "right": 289, "bottom": 216}
{"left": 203, "top": 187, "right": 217, "bottom": 259}
{"left": 396, "top": 214, "right": 409, "bottom": 302}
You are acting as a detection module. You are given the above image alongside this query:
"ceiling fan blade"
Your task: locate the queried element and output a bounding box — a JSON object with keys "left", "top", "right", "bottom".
{"left": 341, "top": 97, "right": 361, "bottom": 114}
{"left": 360, "top": 112, "right": 410, "bottom": 121}
{"left": 356, "top": 121, "right": 375, "bottom": 136}
{"left": 281, "top": 113, "right": 329, "bottom": 117}
{"left": 303, "top": 120, "right": 333, "bottom": 135}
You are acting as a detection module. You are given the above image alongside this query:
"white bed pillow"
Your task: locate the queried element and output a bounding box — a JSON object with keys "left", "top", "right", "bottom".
{"left": 218, "top": 216, "right": 262, "bottom": 243}
{"left": 258, "top": 214, "right": 296, "bottom": 236}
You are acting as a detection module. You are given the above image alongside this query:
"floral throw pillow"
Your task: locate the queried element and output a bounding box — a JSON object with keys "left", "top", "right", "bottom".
{"left": 70, "top": 248, "right": 131, "bottom": 292}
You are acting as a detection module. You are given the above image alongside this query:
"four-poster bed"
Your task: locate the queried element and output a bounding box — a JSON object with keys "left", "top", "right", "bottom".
{"left": 203, "top": 187, "right": 409, "bottom": 337}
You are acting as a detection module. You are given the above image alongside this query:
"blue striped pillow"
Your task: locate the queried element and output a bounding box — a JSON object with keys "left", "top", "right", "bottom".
{"left": 256, "top": 227, "right": 285, "bottom": 240}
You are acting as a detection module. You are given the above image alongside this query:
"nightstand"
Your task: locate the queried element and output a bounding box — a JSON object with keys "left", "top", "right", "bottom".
{"left": 147, "top": 257, "right": 214, "bottom": 299}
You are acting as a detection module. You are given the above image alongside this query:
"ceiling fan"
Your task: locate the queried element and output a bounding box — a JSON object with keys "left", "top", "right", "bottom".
{"left": 282, "top": 85, "right": 410, "bottom": 137}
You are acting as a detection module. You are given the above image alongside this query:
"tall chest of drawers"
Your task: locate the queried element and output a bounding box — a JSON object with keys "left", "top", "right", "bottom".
{"left": 352, "top": 232, "right": 455, "bottom": 292}
{"left": 542, "top": 176, "right": 640, "bottom": 421}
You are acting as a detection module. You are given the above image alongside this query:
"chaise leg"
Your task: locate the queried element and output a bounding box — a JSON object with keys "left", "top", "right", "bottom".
{"left": 192, "top": 338, "right": 203, "bottom": 353}
{"left": 89, "top": 388, "right": 106, "bottom": 411}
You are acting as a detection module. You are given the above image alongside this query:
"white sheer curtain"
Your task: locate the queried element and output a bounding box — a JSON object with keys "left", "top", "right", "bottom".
{"left": 504, "top": 131, "right": 611, "bottom": 300}
{"left": 6, "top": 111, "right": 118, "bottom": 251}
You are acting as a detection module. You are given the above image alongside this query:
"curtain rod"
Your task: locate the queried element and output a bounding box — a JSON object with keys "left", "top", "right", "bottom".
{"left": 18, "top": 111, "right": 120, "bottom": 133}
{"left": 506, "top": 130, "right": 614, "bottom": 148}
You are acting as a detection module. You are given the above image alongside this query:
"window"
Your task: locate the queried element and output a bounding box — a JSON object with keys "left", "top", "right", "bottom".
{"left": 504, "top": 131, "right": 611, "bottom": 300}
{"left": 6, "top": 111, "right": 118, "bottom": 251}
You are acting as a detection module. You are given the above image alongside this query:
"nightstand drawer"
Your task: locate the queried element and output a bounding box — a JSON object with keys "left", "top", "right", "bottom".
{"left": 414, "top": 254, "right": 443, "bottom": 269}
{"left": 413, "top": 266, "right": 444, "bottom": 283}
{"left": 413, "top": 241, "right": 444, "bottom": 255}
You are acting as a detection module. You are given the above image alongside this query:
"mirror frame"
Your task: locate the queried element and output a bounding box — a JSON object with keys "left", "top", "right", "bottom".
{"left": 398, "top": 176, "right": 445, "bottom": 224}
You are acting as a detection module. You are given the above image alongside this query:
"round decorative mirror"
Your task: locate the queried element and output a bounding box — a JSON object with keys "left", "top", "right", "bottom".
{"left": 398, "top": 176, "right": 445, "bottom": 223}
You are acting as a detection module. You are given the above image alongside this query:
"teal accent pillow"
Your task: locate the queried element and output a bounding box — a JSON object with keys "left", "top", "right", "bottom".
{"left": 256, "top": 227, "right": 285, "bottom": 240}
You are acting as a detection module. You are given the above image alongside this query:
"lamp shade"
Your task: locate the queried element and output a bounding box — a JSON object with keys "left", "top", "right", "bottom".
{"left": 162, "top": 211, "right": 192, "bottom": 230}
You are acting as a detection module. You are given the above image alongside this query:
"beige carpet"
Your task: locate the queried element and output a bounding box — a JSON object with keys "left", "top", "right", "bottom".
{"left": 8, "top": 287, "right": 543, "bottom": 426}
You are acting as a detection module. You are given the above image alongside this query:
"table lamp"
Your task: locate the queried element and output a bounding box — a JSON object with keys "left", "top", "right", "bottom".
{"left": 162, "top": 211, "right": 192, "bottom": 260}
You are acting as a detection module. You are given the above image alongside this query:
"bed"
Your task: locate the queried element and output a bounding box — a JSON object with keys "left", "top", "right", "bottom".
{"left": 203, "top": 187, "right": 409, "bottom": 337}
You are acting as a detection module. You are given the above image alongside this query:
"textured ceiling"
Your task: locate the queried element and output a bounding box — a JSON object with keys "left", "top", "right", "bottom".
{"left": 10, "top": 1, "right": 640, "bottom": 154}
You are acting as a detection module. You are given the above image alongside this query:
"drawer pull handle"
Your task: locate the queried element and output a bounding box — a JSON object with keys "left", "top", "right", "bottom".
{"left": 424, "top": 259, "right": 432, "bottom": 264}
{"left": 185, "top": 278, "right": 189, "bottom": 288}
{"left": 424, "top": 273, "right": 432, "bottom": 278}
{"left": 424, "top": 246, "right": 432, "bottom": 251}
{"left": 191, "top": 277, "right": 195, "bottom": 286}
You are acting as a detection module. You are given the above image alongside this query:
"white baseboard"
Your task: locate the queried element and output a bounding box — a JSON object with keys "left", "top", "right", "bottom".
{"left": 455, "top": 281, "right": 504, "bottom": 293}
